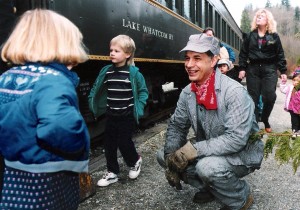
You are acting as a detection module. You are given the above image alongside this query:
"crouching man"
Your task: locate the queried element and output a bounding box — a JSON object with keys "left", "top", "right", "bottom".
{"left": 156, "top": 34, "right": 264, "bottom": 210}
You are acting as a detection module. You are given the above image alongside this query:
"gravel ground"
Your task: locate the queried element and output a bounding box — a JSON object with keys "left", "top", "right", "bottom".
{"left": 79, "top": 85, "right": 300, "bottom": 210}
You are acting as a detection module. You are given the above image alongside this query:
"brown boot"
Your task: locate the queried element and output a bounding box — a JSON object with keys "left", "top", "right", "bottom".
{"left": 193, "top": 191, "right": 215, "bottom": 204}
{"left": 219, "top": 194, "right": 254, "bottom": 210}
{"left": 240, "top": 194, "right": 254, "bottom": 210}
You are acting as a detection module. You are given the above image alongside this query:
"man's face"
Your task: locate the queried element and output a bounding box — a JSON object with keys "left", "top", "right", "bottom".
{"left": 184, "top": 51, "right": 218, "bottom": 85}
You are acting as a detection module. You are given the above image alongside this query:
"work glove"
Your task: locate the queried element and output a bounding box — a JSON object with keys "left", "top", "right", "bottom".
{"left": 165, "top": 168, "right": 182, "bottom": 190}
{"left": 166, "top": 141, "right": 197, "bottom": 172}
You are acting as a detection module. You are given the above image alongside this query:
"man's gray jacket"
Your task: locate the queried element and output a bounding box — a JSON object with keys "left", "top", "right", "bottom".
{"left": 164, "top": 69, "right": 264, "bottom": 169}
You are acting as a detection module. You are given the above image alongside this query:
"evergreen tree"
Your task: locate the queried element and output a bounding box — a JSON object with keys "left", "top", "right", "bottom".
{"left": 281, "top": 0, "right": 291, "bottom": 9}
{"left": 295, "top": 6, "right": 300, "bottom": 21}
{"left": 265, "top": 0, "right": 272, "bottom": 8}
{"left": 240, "top": 9, "right": 251, "bottom": 33}
{"left": 295, "top": 7, "right": 300, "bottom": 34}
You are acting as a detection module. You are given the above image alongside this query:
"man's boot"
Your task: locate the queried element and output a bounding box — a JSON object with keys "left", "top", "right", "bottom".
{"left": 219, "top": 194, "right": 254, "bottom": 210}
{"left": 192, "top": 190, "right": 215, "bottom": 204}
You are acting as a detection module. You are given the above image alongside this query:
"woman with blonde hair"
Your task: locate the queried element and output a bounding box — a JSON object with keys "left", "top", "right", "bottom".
{"left": 0, "top": 9, "right": 90, "bottom": 209}
{"left": 238, "top": 9, "right": 287, "bottom": 133}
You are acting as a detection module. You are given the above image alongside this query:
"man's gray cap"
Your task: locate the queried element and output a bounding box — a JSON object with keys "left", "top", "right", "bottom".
{"left": 180, "top": 33, "right": 220, "bottom": 55}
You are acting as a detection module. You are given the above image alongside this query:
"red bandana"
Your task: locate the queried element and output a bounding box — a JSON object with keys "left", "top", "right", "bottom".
{"left": 190, "top": 72, "right": 217, "bottom": 110}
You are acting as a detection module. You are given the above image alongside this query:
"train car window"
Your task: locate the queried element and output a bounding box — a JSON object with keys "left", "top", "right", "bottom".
{"left": 221, "top": 19, "right": 226, "bottom": 42}
{"left": 196, "top": 0, "right": 202, "bottom": 27}
{"left": 233, "top": 33, "right": 236, "bottom": 49}
{"left": 204, "top": 0, "right": 213, "bottom": 28}
{"left": 231, "top": 29, "right": 234, "bottom": 48}
{"left": 229, "top": 28, "right": 232, "bottom": 46}
{"left": 175, "top": 0, "right": 183, "bottom": 16}
{"left": 190, "top": 0, "right": 195, "bottom": 23}
{"left": 183, "top": 0, "right": 189, "bottom": 19}
{"left": 157, "top": 0, "right": 167, "bottom": 7}
{"left": 227, "top": 25, "right": 230, "bottom": 45}
{"left": 205, "top": 0, "right": 208, "bottom": 27}
{"left": 165, "top": 0, "right": 172, "bottom": 10}
{"left": 236, "top": 35, "right": 239, "bottom": 50}
{"left": 208, "top": 3, "right": 213, "bottom": 27}
{"left": 215, "top": 12, "right": 221, "bottom": 38}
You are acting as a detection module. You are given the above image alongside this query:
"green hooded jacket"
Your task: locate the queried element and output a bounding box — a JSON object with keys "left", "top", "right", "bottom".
{"left": 88, "top": 64, "right": 148, "bottom": 123}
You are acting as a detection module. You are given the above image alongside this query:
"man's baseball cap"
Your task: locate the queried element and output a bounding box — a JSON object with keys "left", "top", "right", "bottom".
{"left": 180, "top": 33, "right": 220, "bottom": 55}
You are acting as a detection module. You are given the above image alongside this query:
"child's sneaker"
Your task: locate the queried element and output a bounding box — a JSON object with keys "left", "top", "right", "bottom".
{"left": 129, "top": 156, "right": 142, "bottom": 179}
{"left": 97, "top": 172, "right": 118, "bottom": 187}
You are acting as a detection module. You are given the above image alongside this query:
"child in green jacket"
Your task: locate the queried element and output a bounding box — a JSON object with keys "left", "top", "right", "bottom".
{"left": 88, "top": 35, "right": 148, "bottom": 187}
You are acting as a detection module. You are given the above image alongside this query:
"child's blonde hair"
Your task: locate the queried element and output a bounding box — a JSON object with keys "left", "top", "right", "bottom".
{"left": 251, "top": 9, "right": 277, "bottom": 33}
{"left": 1, "top": 9, "right": 88, "bottom": 65}
{"left": 110, "top": 35, "right": 135, "bottom": 65}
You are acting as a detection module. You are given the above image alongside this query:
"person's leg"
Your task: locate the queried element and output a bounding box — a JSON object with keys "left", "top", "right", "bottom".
{"left": 297, "top": 114, "right": 300, "bottom": 132}
{"left": 118, "top": 116, "right": 139, "bottom": 167}
{"left": 296, "top": 114, "right": 300, "bottom": 137}
{"left": 195, "top": 156, "right": 252, "bottom": 210}
{"left": 246, "top": 65, "right": 262, "bottom": 122}
{"left": 289, "top": 110, "right": 298, "bottom": 131}
{"left": 257, "top": 95, "right": 263, "bottom": 122}
{"left": 104, "top": 117, "right": 120, "bottom": 174}
{"left": 261, "top": 64, "right": 278, "bottom": 129}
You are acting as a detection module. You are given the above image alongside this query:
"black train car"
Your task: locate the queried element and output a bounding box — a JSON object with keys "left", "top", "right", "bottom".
{"left": 1, "top": 0, "right": 242, "bottom": 141}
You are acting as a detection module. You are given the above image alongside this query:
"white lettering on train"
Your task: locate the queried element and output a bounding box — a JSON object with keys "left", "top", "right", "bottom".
{"left": 122, "top": 18, "right": 174, "bottom": 40}
{"left": 122, "top": 19, "right": 141, "bottom": 31}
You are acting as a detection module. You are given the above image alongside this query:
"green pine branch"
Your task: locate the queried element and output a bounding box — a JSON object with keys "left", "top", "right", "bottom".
{"left": 261, "top": 130, "right": 300, "bottom": 174}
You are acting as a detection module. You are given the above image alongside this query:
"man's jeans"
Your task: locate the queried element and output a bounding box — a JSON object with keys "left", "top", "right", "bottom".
{"left": 157, "top": 148, "right": 252, "bottom": 210}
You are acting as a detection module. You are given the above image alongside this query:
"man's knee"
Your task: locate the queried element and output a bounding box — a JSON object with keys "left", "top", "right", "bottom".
{"left": 195, "top": 157, "right": 229, "bottom": 182}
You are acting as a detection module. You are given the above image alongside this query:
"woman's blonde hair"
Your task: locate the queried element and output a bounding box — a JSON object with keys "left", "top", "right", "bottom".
{"left": 110, "top": 35, "right": 136, "bottom": 65}
{"left": 1, "top": 9, "right": 88, "bottom": 65}
{"left": 251, "top": 9, "right": 277, "bottom": 33}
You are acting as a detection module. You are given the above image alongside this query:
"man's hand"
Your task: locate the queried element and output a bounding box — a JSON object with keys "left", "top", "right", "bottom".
{"left": 166, "top": 152, "right": 188, "bottom": 172}
{"left": 166, "top": 141, "right": 197, "bottom": 172}
{"left": 165, "top": 168, "right": 182, "bottom": 190}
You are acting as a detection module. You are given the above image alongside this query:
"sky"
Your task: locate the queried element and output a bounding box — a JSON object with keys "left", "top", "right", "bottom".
{"left": 223, "top": 0, "right": 300, "bottom": 26}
